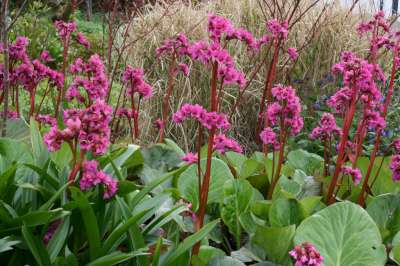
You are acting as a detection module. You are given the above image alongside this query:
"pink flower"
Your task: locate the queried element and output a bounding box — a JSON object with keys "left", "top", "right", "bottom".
{"left": 213, "top": 134, "right": 242, "bottom": 154}
{"left": 181, "top": 152, "right": 198, "bottom": 164}
{"left": 54, "top": 20, "right": 76, "bottom": 41}
{"left": 36, "top": 115, "right": 56, "bottom": 126}
{"left": 156, "top": 32, "right": 190, "bottom": 57}
{"left": 260, "top": 127, "right": 278, "bottom": 147}
{"left": 267, "top": 19, "right": 288, "bottom": 39}
{"left": 67, "top": 54, "right": 108, "bottom": 101}
{"left": 178, "top": 63, "right": 190, "bottom": 76}
{"left": 153, "top": 118, "right": 164, "bottom": 129}
{"left": 43, "top": 220, "right": 61, "bottom": 245}
{"left": 310, "top": 113, "right": 341, "bottom": 141}
{"left": 390, "top": 155, "right": 400, "bottom": 181}
{"left": 80, "top": 160, "right": 118, "bottom": 199}
{"left": 342, "top": 166, "right": 362, "bottom": 185}
{"left": 0, "top": 110, "right": 18, "bottom": 120}
{"left": 208, "top": 14, "right": 233, "bottom": 43}
{"left": 9, "top": 36, "right": 29, "bottom": 62}
{"left": 76, "top": 32, "right": 90, "bottom": 49}
{"left": 122, "top": 66, "right": 153, "bottom": 99}
{"left": 289, "top": 242, "right": 323, "bottom": 266}
{"left": 266, "top": 84, "right": 303, "bottom": 136}
{"left": 287, "top": 47, "right": 299, "bottom": 60}
{"left": 40, "top": 50, "right": 54, "bottom": 62}
{"left": 172, "top": 104, "right": 230, "bottom": 131}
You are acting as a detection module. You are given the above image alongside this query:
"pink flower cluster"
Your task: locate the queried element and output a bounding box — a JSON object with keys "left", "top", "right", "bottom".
{"left": 356, "top": 11, "right": 390, "bottom": 37}
{"left": 0, "top": 110, "right": 18, "bottom": 120}
{"left": 116, "top": 107, "right": 135, "bottom": 119}
{"left": 9, "top": 36, "right": 30, "bottom": 62}
{"left": 266, "top": 84, "right": 303, "bottom": 135}
{"left": 328, "top": 51, "right": 383, "bottom": 113}
{"left": 36, "top": 114, "right": 56, "bottom": 126}
{"left": 287, "top": 47, "right": 299, "bottom": 61}
{"left": 43, "top": 220, "right": 61, "bottom": 245}
{"left": 44, "top": 100, "right": 112, "bottom": 156}
{"left": 342, "top": 166, "right": 362, "bottom": 185}
{"left": 181, "top": 152, "right": 198, "bottom": 165}
{"left": 208, "top": 15, "right": 257, "bottom": 49}
{"left": 390, "top": 155, "right": 400, "bottom": 181}
{"left": 213, "top": 134, "right": 243, "bottom": 154}
{"left": 289, "top": 242, "right": 323, "bottom": 266}
{"left": 310, "top": 113, "right": 341, "bottom": 141}
{"left": 172, "top": 103, "right": 230, "bottom": 131}
{"left": 122, "top": 66, "right": 153, "bottom": 99}
{"left": 188, "top": 41, "right": 246, "bottom": 87}
{"left": 54, "top": 20, "right": 77, "bottom": 42}
{"left": 67, "top": 54, "right": 109, "bottom": 102}
{"left": 76, "top": 32, "right": 90, "bottom": 49}
{"left": 267, "top": 19, "right": 289, "bottom": 39}
{"left": 80, "top": 160, "right": 118, "bottom": 199}
{"left": 156, "top": 32, "right": 190, "bottom": 57}
{"left": 260, "top": 127, "right": 279, "bottom": 150}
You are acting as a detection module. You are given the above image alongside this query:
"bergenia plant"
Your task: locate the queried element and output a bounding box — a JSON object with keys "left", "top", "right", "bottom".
{"left": 259, "top": 84, "right": 303, "bottom": 198}
{"left": 156, "top": 33, "right": 191, "bottom": 142}
{"left": 114, "top": 66, "right": 153, "bottom": 142}
{"left": 44, "top": 52, "right": 117, "bottom": 199}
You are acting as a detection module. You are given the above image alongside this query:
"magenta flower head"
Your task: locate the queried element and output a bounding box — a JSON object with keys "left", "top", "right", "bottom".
{"left": 122, "top": 66, "right": 153, "bottom": 99}
{"left": 43, "top": 220, "right": 61, "bottom": 245}
{"left": 66, "top": 54, "right": 108, "bottom": 102}
{"left": 287, "top": 47, "right": 299, "bottom": 61}
{"left": 260, "top": 127, "right": 280, "bottom": 150}
{"left": 342, "top": 166, "right": 362, "bottom": 185}
{"left": 172, "top": 104, "right": 230, "bottom": 131}
{"left": 267, "top": 84, "right": 303, "bottom": 135}
{"left": 156, "top": 32, "right": 190, "bottom": 57}
{"left": 289, "top": 242, "right": 323, "bottom": 266}
{"left": 54, "top": 20, "right": 77, "bottom": 41}
{"left": 267, "top": 19, "right": 289, "bottom": 39}
{"left": 36, "top": 114, "right": 57, "bottom": 127}
{"left": 310, "top": 113, "right": 341, "bottom": 141}
{"left": 208, "top": 14, "right": 234, "bottom": 43}
{"left": 76, "top": 32, "right": 90, "bottom": 49}
{"left": 213, "top": 134, "right": 243, "bottom": 154}
{"left": 390, "top": 155, "right": 400, "bottom": 181}
{"left": 40, "top": 50, "right": 54, "bottom": 63}
{"left": 9, "top": 36, "right": 29, "bottom": 62}
{"left": 80, "top": 160, "right": 118, "bottom": 199}
{"left": 181, "top": 152, "right": 198, "bottom": 165}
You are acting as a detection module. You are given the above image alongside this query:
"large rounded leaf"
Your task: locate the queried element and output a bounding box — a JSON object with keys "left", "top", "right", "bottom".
{"left": 178, "top": 158, "right": 233, "bottom": 210}
{"left": 294, "top": 202, "right": 386, "bottom": 266}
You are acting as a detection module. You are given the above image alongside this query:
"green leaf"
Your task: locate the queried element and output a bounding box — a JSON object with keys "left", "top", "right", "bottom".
{"left": 192, "top": 245, "right": 225, "bottom": 266}
{"left": 220, "top": 179, "right": 253, "bottom": 247}
{"left": 178, "top": 158, "right": 233, "bottom": 210}
{"left": 207, "top": 256, "right": 246, "bottom": 266}
{"left": 357, "top": 157, "right": 400, "bottom": 195}
{"left": 251, "top": 200, "right": 272, "bottom": 221}
{"left": 286, "top": 149, "right": 323, "bottom": 176}
{"left": 0, "top": 164, "right": 17, "bottom": 203}
{"left": 390, "top": 231, "right": 400, "bottom": 265}
{"left": 152, "top": 237, "right": 163, "bottom": 266}
{"left": 87, "top": 249, "right": 149, "bottom": 266}
{"left": 163, "top": 219, "right": 219, "bottom": 265}
{"left": 115, "top": 197, "right": 148, "bottom": 266}
{"left": 0, "top": 236, "right": 20, "bottom": 253}
{"left": 269, "top": 198, "right": 302, "bottom": 227}
{"left": 102, "top": 209, "right": 150, "bottom": 254}
{"left": 164, "top": 138, "right": 186, "bottom": 157}
{"left": 47, "top": 218, "right": 70, "bottom": 262}
{"left": 39, "top": 182, "right": 70, "bottom": 211}
{"left": 294, "top": 202, "right": 387, "bottom": 266}
{"left": 239, "top": 159, "right": 262, "bottom": 179}
{"left": 366, "top": 193, "right": 400, "bottom": 242}
{"left": 22, "top": 224, "right": 51, "bottom": 266}
{"left": 70, "top": 187, "right": 101, "bottom": 260}
{"left": 131, "top": 167, "right": 186, "bottom": 209}
{"left": 24, "top": 163, "right": 59, "bottom": 189}
{"left": 50, "top": 143, "right": 72, "bottom": 170}
{"left": 30, "top": 118, "right": 49, "bottom": 167}
{"left": 142, "top": 205, "right": 187, "bottom": 235}
{"left": 251, "top": 225, "right": 295, "bottom": 264}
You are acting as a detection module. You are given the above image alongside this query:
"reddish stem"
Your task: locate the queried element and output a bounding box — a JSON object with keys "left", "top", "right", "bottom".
{"left": 192, "top": 62, "right": 218, "bottom": 257}
{"left": 159, "top": 54, "right": 177, "bottom": 143}
{"left": 357, "top": 46, "right": 398, "bottom": 206}
{"left": 256, "top": 39, "right": 281, "bottom": 139}
{"left": 326, "top": 85, "right": 358, "bottom": 205}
